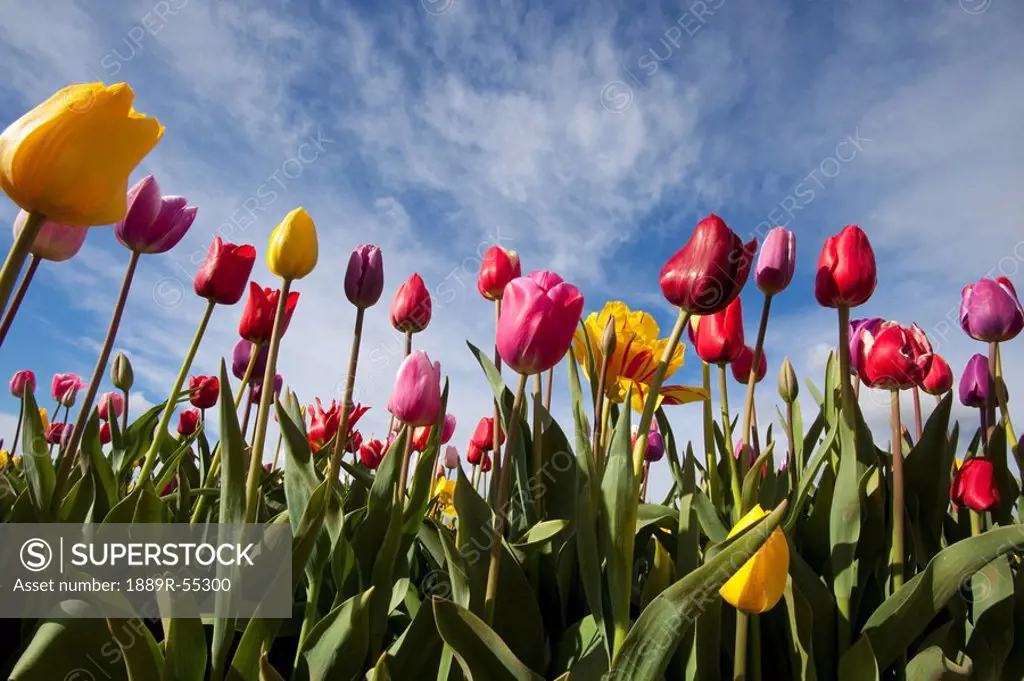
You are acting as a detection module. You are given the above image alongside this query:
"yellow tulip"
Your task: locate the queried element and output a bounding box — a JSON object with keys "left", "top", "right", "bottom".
{"left": 572, "top": 300, "right": 707, "bottom": 412}
{"left": 719, "top": 504, "right": 789, "bottom": 614}
{"left": 267, "top": 207, "right": 318, "bottom": 279}
{"left": 12, "top": 455, "right": 21, "bottom": 467}
{"left": 39, "top": 408, "right": 49, "bottom": 431}
{"left": 431, "top": 476, "right": 457, "bottom": 517}
{"left": 0, "top": 449, "right": 9, "bottom": 470}
{"left": 0, "top": 83, "right": 164, "bottom": 226}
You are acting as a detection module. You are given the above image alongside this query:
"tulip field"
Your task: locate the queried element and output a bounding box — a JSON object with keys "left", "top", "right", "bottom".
{"left": 2, "top": 82, "right": 1024, "bottom": 681}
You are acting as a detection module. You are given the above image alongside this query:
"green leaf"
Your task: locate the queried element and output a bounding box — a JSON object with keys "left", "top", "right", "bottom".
{"left": 740, "top": 441, "right": 775, "bottom": 513}
{"left": 640, "top": 535, "right": 674, "bottom": 609}
{"left": 10, "top": 601, "right": 129, "bottom": 681}
{"left": 783, "top": 577, "right": 818, "bottom": 681}
{"left": 608, "top": 501, "right": 789, "bottom": 680}
{"left": 384, "top": 591, "right": 443, "bottom": 679}
{"left": 433, "top": 599, "right": 544, "bottom": 681}
{"left": 162, "top": 609, "right": 207, "bottom": 681}
{"left": 512, "top": 519, "right": 570, "bottom": 555}
{"left": 106, "top": 617, "right": 164, "bottom": 681}
{"left": 19, "top": 387, "right": 54, "bottom": 520}
{"left": 906, "top": 647, "right": 972, "bottom": 680}
{"left": 964, "top": 556, "right": 1014, "bottom": 680}
{"left": 80, "top": 411, "right": 117, "bottom": 522}
{"left": 830, "top": 403, "right": 863, "bottom": 632}
{"left": 784, "top": 422, "right": 838, "bottom": 534}
{"left": 295, "top": 588, "right": 374, "bottom": 681}
{"left": 259, "top": 653, "right": 286, "bottom": 681}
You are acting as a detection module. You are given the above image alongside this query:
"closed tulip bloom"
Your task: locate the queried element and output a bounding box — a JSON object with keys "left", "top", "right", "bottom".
{"left": 346, "top": 431, "right": 364, "bottom": 454}
{"left": 10, "top": 369, "right": 35, "bottom": 398}
{"left": 470, "top": 416, "right": 504, "bottom": 451}
{"left": 0, "top": 83, "right": 163, "bottom": 226}
{"left": 239, "top": 282, "right": 300, "bottom": 344}
{"left": 194, "top": 237, "right": 256, "bottom": 305}
{"left": 249, "top": 374, "right": 284, "bottom": 406}
{"left": 960, "top": 277, "right": 1024, "bottom": 342}
{"left": 754, "top": 227, "right": 796, "bottom": 296}
{"left": 387, "top": 351, "right": 443, "bottom": 426}
{"left": 390, "top": 273, "right": 432, "bottom": 333}
{"left": 466, "top": 443, "right": 484, "bottom": 465}
{"left": 814, "top": 225, "right": 877, "bottom": 308}
{"left": 52, "top": 372, "right": 85, "bottom": 406}
{"left": 497, "top": 271, "right": 585, "bottom": 375}
{"left": 344, "top": 244, "right": 384, "bottom": 308}
{"left": 778, "top": 357, "right": 799, "bottom": 404}
{"left": 188, "top": 375, "right": 219, "bottom": 409}
{"left": 177, "top": 408, "right": 200, "bottom": 436}
{"left": 481, "top": 453, "right": 492, "bottom": 473}
{"left": 97, "top": 392, "right": 124, "bottom": 420}
{"left": 111, "top": 351, "right": 134, "bottom": 391}
{"left": 232, "top": 339, "right": 269, "bottom": 381}
{"left": 39, "top": 408, "right": 49, "bottom": 432}
{"left": 732, "top": 345, "right": 767, "bottom": 384}
{"left": 12, "top": 211, "right": 88, "bottom": 262}
{"left": 632, "top": 424, "right": 665, "bottom": 462}
{"left": 45, "top": 422, "right": 67, "bottom": 445}
{"left": 660, "top": 214, "right": 757, "bottom": 315}
{"left": 99, "top": 422, "right": 111, "bottom": 445}
{"left": 444, "top": 445, "right": 460, "bottom": 469}
{"left": 689, "top": 298, "right": 745, "bottom": 365}
{"left": 950, "top": 457, "right": 999, "bottom": 512}
{"left": 267, "top": 207, "right": 318, "bottom": 279}
{"left": 959, "top": 354, "right": 989, "bottom": 408}
{"left": 921, "top": 354, "right": 953, "bottom": 395}
{"left": 115, "top": 176, "right": 196, "bottom": 254}
{"left": 360, "top": 438, "right": 386, "bottom": 469}
{"left": 477, "top": 246, "right": 522, "bottom": 300}
{"left": 857, "top": 321, "right": 933, "bottom": 390}
{"left": 849, "top": 318, "right": 885, "bottom": 376}
{"left": 719, "top": 504, "right": 789, "bottom": 614}
{"left": 413, "top": 413, "right": 457, "bottom": 451}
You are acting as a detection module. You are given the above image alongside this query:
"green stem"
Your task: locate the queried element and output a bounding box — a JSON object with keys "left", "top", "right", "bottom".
{"left": 327, "top": 307, "right": 365, "bottom": 498}
{"left": 720, "top": 364, "right": 742, "bottom": 523}
{"left": 837, "top": 306, "right": 856, "bottom": 431}
{"left": 270, "top": 432, "right": 284, "bottom": 472}
{"left": 912, "top": 387, "right": 923, "bottom": 442}
{"left": 397, "top": 423, "right": 415, "bottom": 501}
{"left": 52, "top": 250, "right": 141, "bottom": 512}
{"left": 293, "top": 569, "right": 322, "bottom": 671}
{"left": 544, "top": 367, "right": 554, "bottom": 412}
{"left": 702, "top": 362, "right": 720, "bottom": 505}
{"left": 740, "top": 294, "right": 772, "bottom": 458}
{"left": 992, "top": 343, "right": 1023, "bottom": 479}
{"left": 750, "top": 615, "right": 762, "bottom": 681}
{"left": 243, "top": 279, "right": 292, "bottom": 524}
{"left": 890, "top": 389, "right": 905, "bottom": 595}
{"left": 531, "top": 372, "right": 544, "bottom": 519}
{"left": 121, "top": 388, "right": 130, "bottom": 434}
{"left": 592, "top": 353, "right": 610, "bottom": 472}
{"left": 483, "top": 373, "right": 529, "bottom": 625}
{"left": 0, "top": 254, "right": 40, "bottom": 350}
{"left": 488, "top": 298, "right": 503, "bottom": 504}
{"left": 138, "top": 299, "right": 216, "bottom": 483}
{"left": 786, "top": 400, "right": 798, "bottom": 494}
{"left": 734, "top": 610, "right": 749, "bottom": 681}
{"left": 0, "top": 211, "right": 45, "bottom": 321}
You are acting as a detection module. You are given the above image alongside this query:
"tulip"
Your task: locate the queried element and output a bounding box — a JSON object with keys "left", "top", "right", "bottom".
{"left": 111, "top": 351, "right": 134, "bottom": 391}
{"left": 659, "top": 214, "right": 757, "bottom": 315}
{"left": 232, "top": 339, "right": 269, "bottom": 381}
{"left": 690, "top": 298, "right": 745, "bottom": 366}
{"left": 52, "top": 373, "right": 85, "bottom": 407}
{"left": 477, "top": 246, "right": 522, "bottom": 300}
{"left": 346, "top": 431, "right": 364, "bottom": 454}
{"left": 115, "top": 176, "right": 196, "bottom": 254}
{"left": 0, "top": 449, "right": 9, "bottom": 471}
{"left": 719, "top": 504, "right": 789, "bottom": 613}
{"left": 345, "top": 244, "right": 385, "bottom": 308}
{"left": 466, "top": 443, "right": 484, "bottom": 465}
{"left": 778, "top": 357, "right": 798, "bottom": 404}
{"left": 387, "top": 351, "right": 443, "bottom": 427}
{"left": 444, "top": 445, "right": 460, "bottom": 469}
{"left": 308, "top": 398, "right": 369, "bottom": 453}
{"left": 632, "top": 425, "right": 665, "bottom": 462}
{"left": 99, "top": 422, "right": 111, "bottom": 445}
{"left": 497, "top": 271, "right": 585, "bottom": 375}
{"left": 177, "top": 409, "right": 200, "bottom": 436}
{"left": 849, "top": 318, "right": 885, "bottom": 376}
{"left": 239, "top": 282, "right": 300, "bottom": 344}
{"left": 97, "top": 392, "right": 124, "bottom": 420}
{"left": 10, "top": 370, "right": 35, "bottom": 398}
{"left": 732, "top": 345, "right": 767, "bottom": 384}
{"left": 161, "top": 478, "right": 179, "bottom": 496}
{"left": 188, "top": 375, "right": 219, "bottom": 409}
{"left": 856, "top": 321, "right": 933, "bottom": 390}
{"left": 814, "top": 225, "right": 877, "bottom": 308}
{"left": 921, "top": 354, "right": 953, "bottom": 395}
{"left": 960, "top": 277, "right": 1024, "bottom": 342}
{"left": 470, "top": 416, "right": 504, "bottom": 451}
{"left": 413, "top": 413, "right": 457, "bottom": 451}
{"left": 12, "top": 211, "right": 88, "bottom": 262}
{"left": 959, "top": 353, "right": 990, "bottom": 408}
{"left": 39, "top": 408, "right": 49, "bottom": 432}
{"left": 250, "top": 374, "right": 284, "bottom": 406}
{"left": 950, "top": 457, "right": 999, "bottom": 512}
{"left": 45, "top": 423, "right": 67, "bottom": 446}
{"left": 754, "top": 227, "right": 796, "bottom": 296}
{"left": 390, "top": 273, "right": 432, "bottom": 333}
{"left": 481, "top": 453, "right": 492, "bottom": 473}
{"left": 0, "top": 83, "right": 163, "bottom": 226}
{"left": 360, "top": 438, "right": 386, "bottom": 469}
{"left": 193, "top": 237, "right": 256, "bottom": 305}
{"left": 267, "top": 207, "right": 318, "bottom": 280}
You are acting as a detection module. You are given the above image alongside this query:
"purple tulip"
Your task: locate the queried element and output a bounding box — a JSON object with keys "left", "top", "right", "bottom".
{"left": 115, "top": 176, "right": 197, "bottom": 254}
{"left": 645, "top": 430, "right": 665, "bottom": 462}
{"left": 960, "top": 277, "right": 1024, "bottom": 342}
{"left": 849, "top": 317, "right": 885, "bottom": 377}
{"left": 12, "top": 211, "right": 88, "bottom": 262}
{"left": 250, "top": 374, "right": 283, "bottom": 405}
{"left": 959, "top": 353, "right": 990, "bottom": 409}
{"left": 232, "top": 339, "right": 269, "bottom": 381}
{"left": 755, "top": 227, "right": 796, "bottom": 295}
{"left": 345, "top": 244, "right": 384, "bottom": 308}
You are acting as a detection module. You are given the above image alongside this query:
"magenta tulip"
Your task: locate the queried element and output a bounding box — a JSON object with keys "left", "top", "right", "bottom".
{"left": 51, "top": 372, "right": 85, "bottom": 406}
{"left": 960, "top": 277, "right": 1024, "bottom": 342}
{"left": 97, "top": 392, "right": 124, "bottom": 420}
{"left": 114, "top": 175, "right": 197, "bottom": 254}
{"left": 12, "top": 210, "right": 88, "bottom": 262}
{"left": 959, "top": 353, "right": 989, "bottom": 408}
{"left": 754, "top": 227, "right": 796, "bottom": 295}
{"left": 387, "top": 351, "right": 443, "bottom": 426}
{"left": 496, "top": 271, "right": 585, "bottom": 375}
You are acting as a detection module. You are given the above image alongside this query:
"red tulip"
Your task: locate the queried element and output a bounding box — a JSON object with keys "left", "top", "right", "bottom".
{"left": 920, "top": 354, "right": 953, "bottom": 395}
{"left": 45, "top": 422, "right": 67, "bottom": 445}
{"left": 689, "top": 298, "right": 745, "bottom": 365}
{"left": 481, "top": 453, "right": 492, "bottom": 473}
{"left": 412, "top": 413, "right": 457, "bottom": 452}
{"left": 10, "top": 369, "right": 35, "bottom": 398}
{"left": 239, "top": 282, "right": 300, "bottom": 344}
{"left": 497, "top": 271, "right": 584, "bottom": 375}
{"left": 188, "top": 375, "right": 219, "bottom": 409}
{"left": 360, "top": 438, "right": 386, "bottom": 469}
{"left": 387, "top": 352, "right": 443, "bottom": 426}
{"left": 659, "top": 214, "right": 757, "bottom": 315}
{"left": 470, "top": 416, "right": 504, "bottom": 451}
{"left": 857, "top": 321, "right": 933, "bottom": 390}
{"left": 99, "top": 422, "right": 111, "bottom": 445}
{"left": 390, "top": 273, "right": 432, "bottom": 333}
{"left": 98, "top": 391, "right": 124, "bottom": 420}
{"left": 814, "top": 225, "right": 876, "bottom": 308}
{"left": 466, "top": 443, "right": 484, "bottom": 465}
{"left": 950, "top": 457, "right": 999, "bottom": 512}
{"left": 346, "top": 430, "right": 363, "bottom": 454}
{"left": 162, "top": 478, "right": 179, "bottom": 496}
{"left": 731, "top": 345, "right": 767, "bottom": 384}
{"left": 308, "top": 399, "right": 369, "bottom": 453}
{"left": 477, "top": 246, "right": 522, "bottom": 300}
{"left": 193, "top": 236, "right": 257, "bottom": 306}
{"left": 177, "top": 408, "right": 200, "bottom": 436}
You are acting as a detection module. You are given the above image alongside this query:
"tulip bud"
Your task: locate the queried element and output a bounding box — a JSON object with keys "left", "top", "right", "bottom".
{"left": 470, "top": 416, "right": 504, "bottom": 450}
{"left": 177, "top": 408, "right": 200, "bottom": 436}
{"left": 345, "top": 244, "right": 385, "bottom": 308}
{"left": 754, "top": 227, "right": 796, "bottom": 296}
{"left": 959, "top": 354, "right": 989, "bottom": 408}
{"left": 778, "top": 357, "right": 799, "bottom": 404}
{"left": 719, "top": 504, "right": 789, "bottom": 613}
{"left": 444, "top": 445, "right": 460, "bottom": 469}
{"left": 390, "top": 273, "right": 432, "bottom": 333}
{"left": 267, "top": 207, "right": 318, "bottom": 280}
{"left": 466, "top": 443, "right": 484, "bottom": 465}
{"left": 481, "top": 453, "right": 493, "bottom": 473}
{"left": 814, "top": 225, "right": 876, "bottom": 308}
{"left": 12, "top": 211, "right": 88, "bottom": 262}
{"left": 232, "top": 339, "right": 269, "bottom": 381}
{"left": 115, "top": 176, "right": 197, "bottom": 254}
{"left": 960, "top": 277, "right": 1024, "bottom": 342}
{"left": 732, "top": 345, "right": 767, "bottom": 384}
{"left": 193, "top": 236, "right": 256, "bottom": 305}
{"left": 601, "top": 315, "right": 617, "bottom": 358}
{"left": 477, "top": 247, "right": 522, "bottom": 300}
{"left": 497, "top": 271, "right": 585, "bottom": 375}
{"left": 188, "top": 375, "right": 220, "bottom": 409}
{"left": 10, "top": 369, "right": 35, "bottom": 398}
{"left": 387, "top": 351, "right": 443, "bottom": 426}
{"left": 950, "top": 457, "right": 999, "bottom": 512}
{"left": 111, "top": 351, "right": 134, "bottom": 391}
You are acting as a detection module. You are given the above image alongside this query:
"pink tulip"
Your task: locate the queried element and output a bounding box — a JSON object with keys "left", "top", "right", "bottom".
{"left": 115, "top": 176, "right": 197, "bottom": 254}
{"left": 98, "top": 392, "right": 124, "bottom": 420}
{"left": 496, "top": 271, "right": 584, "bottom": 375}
{"left": 387, "top": 351, "right": 443, "bottom": 426}
{"left": 754, "top": 227, "right": 796, "bottom": 295}
{"left": 13, "top": 211, "right": 88, "bottom": 262}
{"left": 444, "top": 445, "right": 460, "bottom": 469}
{"left": 51, "top": 372, "right": 85, "bottom": 406}
{"left": 10, "top": 370, "right": 35, "bottom": 398}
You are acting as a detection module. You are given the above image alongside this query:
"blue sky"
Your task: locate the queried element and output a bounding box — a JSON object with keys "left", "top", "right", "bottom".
{"left": 1, "top": 0, "right": 1022, "bottom": 497}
